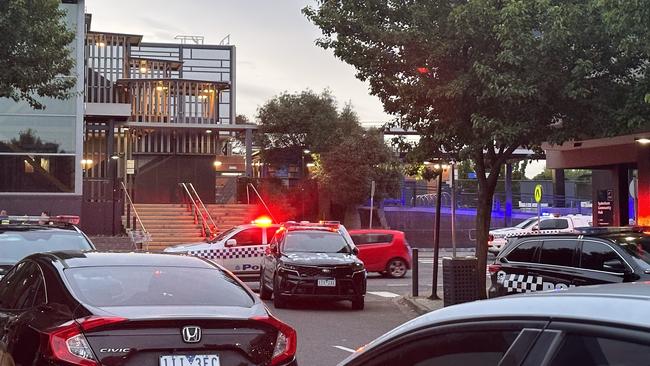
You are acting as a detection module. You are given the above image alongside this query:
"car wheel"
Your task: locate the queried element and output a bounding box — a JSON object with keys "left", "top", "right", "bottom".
{"left": 273, "top": 277, "right": 287, "bottom": 309}
{"left": 385, "top": 258, "right": 408, "bottom": 278}
{"left": 259, "top": 273, "right": 272, "bottom": 300}
{"left": 351, "top": 296, "right": 364, "bottom": 310}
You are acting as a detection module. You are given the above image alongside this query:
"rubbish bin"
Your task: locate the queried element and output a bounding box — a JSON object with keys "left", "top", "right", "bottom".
{"left": 442, "top": 256, "right": 479, "bottom": 307}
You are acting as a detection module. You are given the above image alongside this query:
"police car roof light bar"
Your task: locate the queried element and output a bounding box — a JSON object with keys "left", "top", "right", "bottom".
{"left": 1, "top": 215, "right": 80, "bottom": 226}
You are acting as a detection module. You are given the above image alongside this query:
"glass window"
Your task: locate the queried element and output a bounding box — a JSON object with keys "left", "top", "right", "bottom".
{"left": 550, "top": 334, "right": 650, "bottom": 365}
{"left": 506, "top": 240, "right": 540, "bottom": 263}
{"left": 0, "top": 155, "right": 75, "bottom": 192}
{"left": 0, "top": 229, "right": 94, "bottom": 265}
{"left": 283, "top": 231, "right": 351, "bottom": 254}
{"left": 361, "top": 330, "right": 519, "bottom": 366}
{"left": 352, "top": 234, "right": 394, "bottom": 246}
{"left": 581, "top": 242, "right": 627, "bottom": 272}
{"left": 0, "top": 95, "right": 76, "bottom": 115}
{"left": 612, "top": 234, "right": 650, "bottom": 270}
{"left": 538, "top": 219, "right": 569, "bottom": 230}
{"left": 231, "top": 228, "right": 263, "bottom": 246}
{"left": 539, "top": 240, "right": 577, "bottom": 267}
{"left": 351, "top": 234, "right": 366, "bottom": 245}
{"left": 370, "top": 234, "right": 394, "bottom": 243}
{"left": 0, "top": 116, "right": 76, "bottom": 153}
{"left": 64, "top": 266, "right": 254, "bottom": 307}
{"left": 0, "top": 262, "right": 44, "bottom": 310}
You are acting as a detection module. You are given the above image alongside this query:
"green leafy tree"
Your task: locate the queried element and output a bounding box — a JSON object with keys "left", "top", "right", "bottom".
{"left": 314, "top": 129, "right": 401, "bottom": 228}
{"left": 256, "top": 90, "right": 362, "bottom": 156}
{"left": 305, "top": 0, "right": 650, "bottom": 294}
{"left": 598, "top": 0, "right": 650, "bottom": 106}
{"left": 0, "top": 0, "right": 76, "bottom": 109}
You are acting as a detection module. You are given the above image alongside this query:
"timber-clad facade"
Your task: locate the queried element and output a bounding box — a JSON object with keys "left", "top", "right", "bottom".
{"left": 80, "top": 13, "right": 255, "bottom": 234}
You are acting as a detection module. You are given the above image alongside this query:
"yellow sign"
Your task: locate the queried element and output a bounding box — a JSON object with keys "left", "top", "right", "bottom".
{"left": 534, "top": 184, "right": 543, "bottom": 203}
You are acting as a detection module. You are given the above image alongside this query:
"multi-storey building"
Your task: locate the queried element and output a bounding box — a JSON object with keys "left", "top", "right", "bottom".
{"left": 82, "top": 14, "right": 255, "bottom": 234}
{"left": 1, "top": 2, "right": 256, "bottom": 236}
{"left": 0, "top": 0, "right": 86, "bottom": 216}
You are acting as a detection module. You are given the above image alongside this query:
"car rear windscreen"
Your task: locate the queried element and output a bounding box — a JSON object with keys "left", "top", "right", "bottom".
{"left": 64, "top": 266, "right": 254, "bottom": 307}
{"left": 0, "top": 230, "right": 93, "bottom": 264}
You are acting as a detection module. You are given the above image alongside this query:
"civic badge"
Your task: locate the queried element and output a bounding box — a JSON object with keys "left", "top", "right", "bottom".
{"left": 322, "top": 268, "right": 331, "bottom": 274}
{"left": 182, "top": 326, "right": 202, "bottom": 343}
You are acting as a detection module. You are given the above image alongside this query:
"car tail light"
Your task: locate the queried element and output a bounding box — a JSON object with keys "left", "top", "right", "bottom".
{"left": 487, "top": 263, "right": 501, "bottom": 275}
{"left": 488, "top": 234, "right": 494, "bottom": 242}
{"left": 252, "top": 315, "right": 297, "bottom": 366}
{"left": 47, "top": 316, "right": 127, "bottom": 366}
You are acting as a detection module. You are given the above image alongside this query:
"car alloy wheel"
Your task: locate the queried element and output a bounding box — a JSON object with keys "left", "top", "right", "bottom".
{"left": 386, "top": 258, "right": 407, "bottom": 278}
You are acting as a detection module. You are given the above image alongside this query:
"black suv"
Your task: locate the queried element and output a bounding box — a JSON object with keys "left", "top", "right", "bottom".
{"left": 259, "top": 222, "right": 367, "bottom": 309}
{"left": 0, "top": 215, "right": 95, "bottom": 278}
{"left": 488, "top": 227, "right": 650, "bottom": 298}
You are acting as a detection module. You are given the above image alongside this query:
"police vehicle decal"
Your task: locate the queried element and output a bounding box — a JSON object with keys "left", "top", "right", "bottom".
{"left": 497, "top": 271, "right": 575, "bottom": 293}
{"left": 189, "top": 246, "right": 264, "bottom": 260}
{"left": 503, "top": 229, "right": 570, "bottom": 238}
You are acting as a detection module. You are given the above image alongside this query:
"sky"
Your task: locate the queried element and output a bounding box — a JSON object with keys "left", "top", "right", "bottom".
{"left": 85, "top": 0, "right": 391, "bottom": 124}
{"left": 84, "top": 0, "right": 545, "bottom": 178}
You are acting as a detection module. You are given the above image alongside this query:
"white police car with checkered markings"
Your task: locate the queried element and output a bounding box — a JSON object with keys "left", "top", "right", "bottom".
{"left": 164, "top": 217, "right": 280, "bottom": 282}
{"left": 488, "top": 227, "right": 650, "bottom": 298}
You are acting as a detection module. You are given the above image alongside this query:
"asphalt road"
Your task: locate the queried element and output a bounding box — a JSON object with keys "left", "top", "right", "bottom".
{"left": 246, "top": 252, "right": 494, "bottom": 365}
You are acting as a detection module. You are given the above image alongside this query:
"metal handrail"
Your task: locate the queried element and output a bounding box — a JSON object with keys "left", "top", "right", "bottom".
{"left": 188, "top": 182, "right": 218, "bottom": 233}
{"left": 120, "top": 181, "right": 150, "bottom": 249}
{"left": 179, "top": 183, "right": 216, "bottom": 239}
{"left": 246, "top": 183, "right": 277, "bottom": 223}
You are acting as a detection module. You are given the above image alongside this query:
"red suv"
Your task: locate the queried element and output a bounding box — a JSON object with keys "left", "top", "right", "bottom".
{"left": 349, "top": 229, "right": 412, "bottom": 278}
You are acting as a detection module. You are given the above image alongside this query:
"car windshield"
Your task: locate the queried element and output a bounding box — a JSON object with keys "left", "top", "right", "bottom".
{"left": 211, "top": 226, "right": 238, "bottom": 242}
{"left": 283, "top": 231, "right": 351, "bottom": 254}
{"left": 613, "top": 235, "right": 650, "bottom": 269}
{"left": 64, "top": 266, "right": 254, "bottom": 307}
{"left": 515, "top": 218, "right": 537, "bottom": 229}
{"left": 0, "top": 229, "right": 93, "bottom": 264}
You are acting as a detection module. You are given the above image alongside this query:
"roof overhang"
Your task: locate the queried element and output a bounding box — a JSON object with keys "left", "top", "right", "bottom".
{"left": 120, "top": 122, "right": 258, "bottom": 131}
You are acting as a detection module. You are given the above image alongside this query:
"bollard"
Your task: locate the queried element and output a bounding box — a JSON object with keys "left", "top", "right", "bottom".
{"left": 412, "top": 248, "right": 419, "bottom": 297}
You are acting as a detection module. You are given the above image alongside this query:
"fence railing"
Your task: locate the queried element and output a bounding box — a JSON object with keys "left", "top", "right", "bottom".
{"left": 121, "top": 181, "right": 150, "bottom": 249}
{"left": 179, "top": 182, "right": 217, "bottom": 239}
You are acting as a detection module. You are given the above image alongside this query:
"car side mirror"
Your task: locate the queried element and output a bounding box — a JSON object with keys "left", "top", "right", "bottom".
{"left": 352, "top": 246, "right": 359, "bottom": 256}
{"left": 603, "top": 259, "right": 627, "bottom": 273}
{"left": 225, "top": 239, "right": 237, "bottom": 247}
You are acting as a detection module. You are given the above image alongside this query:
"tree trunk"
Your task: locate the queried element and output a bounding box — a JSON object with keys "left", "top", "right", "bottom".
{"left": 344, "top": 205, "right": 362, "bottom": 229}
{"left": 475, "top": 175, "right": 499, "bottom": 299}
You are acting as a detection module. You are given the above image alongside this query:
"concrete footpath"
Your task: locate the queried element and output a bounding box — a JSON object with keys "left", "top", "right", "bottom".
{"left": 399, "top": 296, "right": 444, "bottom": 315}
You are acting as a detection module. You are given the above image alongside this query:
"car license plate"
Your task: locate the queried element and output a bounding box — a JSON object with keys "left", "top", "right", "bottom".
{"left": 317, "top": 279, "right": 336, "bottom": 287}
{"left": 160, "top": 355, "right": 220, "bottom": 366}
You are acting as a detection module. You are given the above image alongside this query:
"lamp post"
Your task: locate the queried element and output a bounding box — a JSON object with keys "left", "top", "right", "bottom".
{"left": 301, "top": 149, "right": 311, "bottom": 220}
{"left": 301, "top": 149, "right": 311, "bottom": 179}
{"left": 429, "top": 162, "right": 448, "bottom": 300}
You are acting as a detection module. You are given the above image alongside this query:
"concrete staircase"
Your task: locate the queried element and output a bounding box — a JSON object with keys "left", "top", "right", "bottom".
{"left": 128, "top": 204, "right": 258, "bottom": 252}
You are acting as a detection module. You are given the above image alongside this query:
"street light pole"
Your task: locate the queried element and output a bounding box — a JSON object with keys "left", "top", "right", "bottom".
{"left": 430, "top": 166, "right": 443, "bottom": 300}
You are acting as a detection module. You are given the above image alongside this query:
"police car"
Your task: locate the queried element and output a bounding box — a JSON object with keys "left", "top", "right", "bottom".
{"left": 164, "top": 216, "right": 280, "bottom": 281}
{"left": 488, "top": 214, "right": 592, "bottom": 254}
{"left": 0, "top": 215, "right": 95, "bottom": 279}
{"left": 488, "top": 227, "right": 650, "bottom": 298}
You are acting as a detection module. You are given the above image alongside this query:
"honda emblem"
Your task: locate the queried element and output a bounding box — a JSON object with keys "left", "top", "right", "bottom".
{"left": 322, "top": 268, "right": 331, "bottom": 274}
{"left": 181, "top": 326, "right": 202, "bottom": 343}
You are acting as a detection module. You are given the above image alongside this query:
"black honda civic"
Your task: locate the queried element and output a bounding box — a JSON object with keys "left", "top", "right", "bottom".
{"left": 259, "top": 223, "right": 367, "bottom": 310}
{"left": 0, "top": 251, "right": 297, "bottom": 366}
